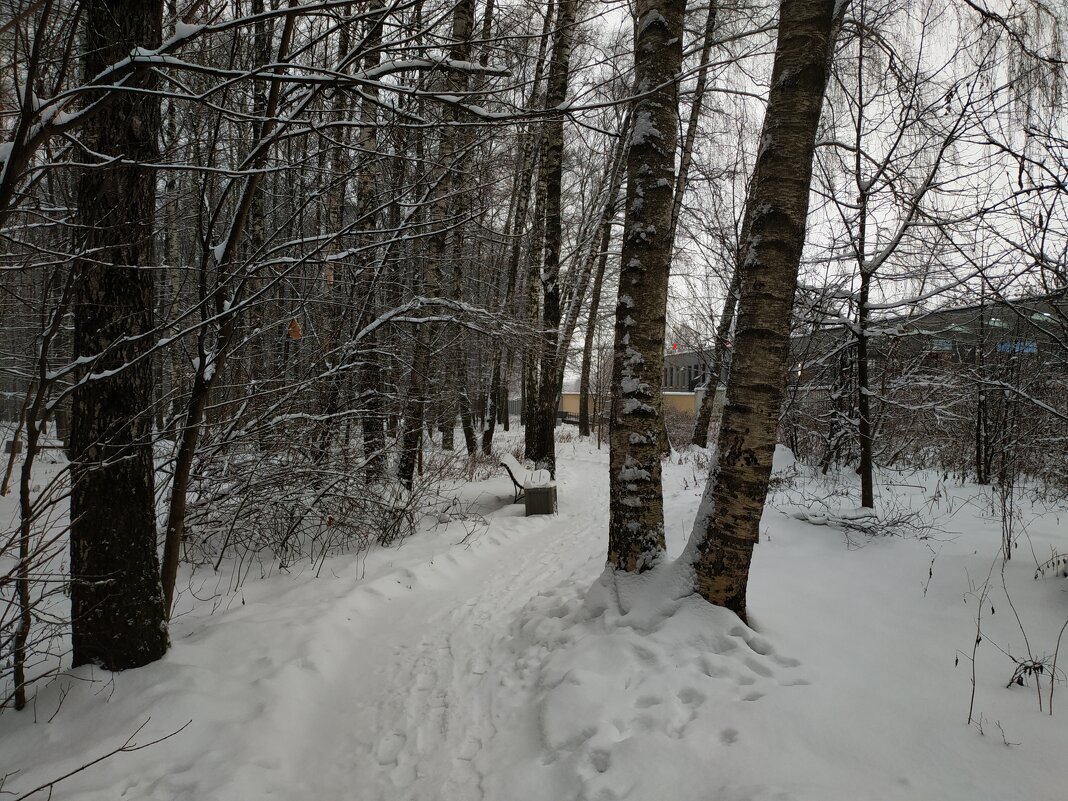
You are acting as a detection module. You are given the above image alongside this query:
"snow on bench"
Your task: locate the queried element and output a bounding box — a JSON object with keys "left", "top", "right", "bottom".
{"left": 499, "top": 453, "right": 556, "bottom": 504}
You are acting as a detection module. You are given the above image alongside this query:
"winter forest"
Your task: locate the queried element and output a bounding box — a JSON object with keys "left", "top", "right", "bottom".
{"left": 1, "top": 0, "right": 1067, "bottom": 798}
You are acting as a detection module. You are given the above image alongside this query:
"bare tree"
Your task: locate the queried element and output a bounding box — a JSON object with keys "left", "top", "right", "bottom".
{"left": 684, "top": 0, "right": 846, "bottom": 618}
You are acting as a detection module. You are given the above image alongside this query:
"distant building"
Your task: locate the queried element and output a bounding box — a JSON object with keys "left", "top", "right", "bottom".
{"left": 558, "top": 347, "right": 727, "bottom": 420}
{"left": 793, "top": 292, "right": 1067, "bottom": 376}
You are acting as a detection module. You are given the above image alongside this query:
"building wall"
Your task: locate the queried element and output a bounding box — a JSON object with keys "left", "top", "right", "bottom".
{"left": 559, "top": 389, "right": 725, "bottom": 417}
{"left": 559, "top": 393, "right": 594, "bottom": 415}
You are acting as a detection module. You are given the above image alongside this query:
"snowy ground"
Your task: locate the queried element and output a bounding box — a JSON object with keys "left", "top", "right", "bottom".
{"left": 1, "top": 435, "right": 1066, "bottom": 800}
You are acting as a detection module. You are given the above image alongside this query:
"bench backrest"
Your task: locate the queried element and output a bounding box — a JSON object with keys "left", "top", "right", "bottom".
{"left": 500, "top": 453, "right": 525, "bottom": 485}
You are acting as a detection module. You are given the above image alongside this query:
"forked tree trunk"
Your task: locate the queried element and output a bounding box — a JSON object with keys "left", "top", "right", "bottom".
{"left": 606, "top": 0, "right": 687, "bottom": 572}
{"left": 528, "top": 0, "right": 577, "bottom": 476}
{"left": 70, "top": 0, "right": 169, "bottom": 669}
{"left": 685, "top": 0, "right": 846, "bottom": 618}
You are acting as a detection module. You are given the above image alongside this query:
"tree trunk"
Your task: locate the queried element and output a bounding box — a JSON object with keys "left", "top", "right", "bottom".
{"left": 684, "top": 0, "right": 845, "bottom": 618}
{"left": 668, "top": 0, "right": 719, "bottom": 246}
{"left": 527, "top": 0, "right": 577, "bottom": 476}
{"left": 523, "top": 158, "right": 547, "bottom": 460}
{"left": 606, "top": 0, "right": 687, "bottom": 572}
{"left": 558, "top": 119, "right": 629, "bottom": 421}
{"left": 355, "top": 5, "right": 388, "bottom": 473}
{"left": 674, "top": 0, "right": 724, "bottom": 450}
{"left": 856, "top": 265, "right": 875, "bottom": 507}
{"left": 70, "top": 0, "right": 168, "bottom": 670}
{"left": 396, "top": 0, "right": 475, "bottom": 487}
{"left": 853, "top": 24, "right": 875, "bottom": 509}
{"left": 691, "top": 268, "right": 739, "bottom": 447}
{"left": 161, "top": 7, "right": 298, "bottom": 613}
{"left": 974, "top": 290, "right": 989, "bottom": 484}
{"left": 578, "top": 216, "right": 614, "bottom": 436}
{"left": 482, "top": 354, "right": 502, "bottom": 454}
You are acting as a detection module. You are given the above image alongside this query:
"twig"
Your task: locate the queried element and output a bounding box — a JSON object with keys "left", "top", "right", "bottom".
{"left": 1050, "top": 616, "right": 1068, "bottom": 716}
{"left": 5, "top": 718, "right": 191, "bottom": 801}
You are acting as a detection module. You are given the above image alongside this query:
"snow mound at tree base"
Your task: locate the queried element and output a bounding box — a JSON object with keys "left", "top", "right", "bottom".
{"left": 481, "top": 563, "right": 813, "bottom": 801}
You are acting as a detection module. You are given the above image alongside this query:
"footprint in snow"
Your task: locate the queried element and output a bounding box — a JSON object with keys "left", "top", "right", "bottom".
{"left": 375, "top": 731, "right": 407, "bottom": 765}
{"left": 744, "top": 656, "right": 774, "bottom": 678}
{"left": 677, "top": 687, "right": 706, "bottom": 706}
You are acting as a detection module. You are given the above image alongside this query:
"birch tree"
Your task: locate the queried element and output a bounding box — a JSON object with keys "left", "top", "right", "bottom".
{"left": 607, "top": 0, "right": 687, "bottom": 572}
{"left": 684, "top": 0, "right": 846, "bottom": 617}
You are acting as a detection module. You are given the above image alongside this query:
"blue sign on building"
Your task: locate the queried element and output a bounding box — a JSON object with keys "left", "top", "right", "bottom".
{"left": 996, "top": 341, "right": 1038, "bottom": 354}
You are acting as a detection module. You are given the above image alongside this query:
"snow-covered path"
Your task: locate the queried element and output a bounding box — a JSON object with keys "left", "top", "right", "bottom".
{"left": 2, "top": 442, "right": 1066, "bottom": 801}
{"left": 287, "top": 451, "right": 607, "bottom": 801}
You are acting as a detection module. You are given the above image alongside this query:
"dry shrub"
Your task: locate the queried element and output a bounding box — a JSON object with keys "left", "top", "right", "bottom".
{"left": 663, "top": 405, "right": 696, "bottom": 451}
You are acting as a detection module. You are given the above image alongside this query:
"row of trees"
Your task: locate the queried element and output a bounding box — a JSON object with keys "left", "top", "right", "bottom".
{"left": 2, "top": 0, "right": 1065, "bottom": 707}
{"left": 1, "top": 0, "right": 649, "bottom": 707}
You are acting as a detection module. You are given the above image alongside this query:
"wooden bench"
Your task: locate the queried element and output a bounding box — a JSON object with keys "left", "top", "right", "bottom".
{"left": 500, "top": 453, "right": 557, "bottom": 515}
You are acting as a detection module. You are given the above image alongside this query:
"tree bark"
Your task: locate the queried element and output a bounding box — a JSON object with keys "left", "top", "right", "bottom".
{"left": 523, "top": 155, "right": 547, "bottom": 460}
{"left": 397, "top": 0, "right": 475, "bottom": 486}
{"left": 668, "top": 0, "right": 718, "bottom": 247}
{"left": 70, "top": 0, "right": 169, "bottom": 670}
{"left": 578, "top": 215, "right": 614, "bottom": 436}
{"left": 857, "top": 264, "right": 875, "bottom": 507}
{"left": 853, "top": 24, "right": 875, "bottom": 509}
{"left": 684, "top": 0, "right": 845, "bottom": 618}
{"left": 527, "top": 0, "right": 577, "bottom": 476}
{"left": 606, "top": 0, "right": 687, "bottom": 572}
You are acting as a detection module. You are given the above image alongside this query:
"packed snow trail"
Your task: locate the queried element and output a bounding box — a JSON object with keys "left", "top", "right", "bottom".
{"left": 164, "top": 444, "right": 613, "bottom": 801}
{"left": 284, "top": 451, "right": 609, "bottom": 801}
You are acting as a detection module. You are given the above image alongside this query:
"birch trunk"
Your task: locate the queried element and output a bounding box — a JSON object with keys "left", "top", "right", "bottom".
{"left": 607, "top": 0, "right": 687, "bottom": 572}
{"left": 685, "top": 0, "right": 846, "bottom": 618}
